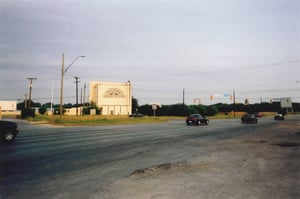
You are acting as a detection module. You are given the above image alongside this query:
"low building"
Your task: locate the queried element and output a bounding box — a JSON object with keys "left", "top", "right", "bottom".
{"left": 89, "top": 81, "right": 132, "bottom": 115}
{"left": 0, "top": 100, "right": 17, "bottom": 112}
{"left": 64, "top": 107, "right": 83, "bottom": 116}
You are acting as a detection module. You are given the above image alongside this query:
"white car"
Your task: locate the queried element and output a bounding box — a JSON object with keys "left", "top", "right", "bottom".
{"left": 274, "top": 114, "right": 284, "bottom": 120}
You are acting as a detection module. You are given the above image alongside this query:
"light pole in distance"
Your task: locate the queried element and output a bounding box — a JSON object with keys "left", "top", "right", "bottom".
{"left": 60, "top": 53, "right": 85, "bottom": 118}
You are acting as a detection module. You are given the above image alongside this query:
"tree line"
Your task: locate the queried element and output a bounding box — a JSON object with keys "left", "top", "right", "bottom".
{"left": 18, "top": 98, "right": 300, "bottom": 117}
{"left": 17, "top": 100, "right": 101, "bottom": 117}
{"left": 135, "top": 101, "right": 300, "bottom": 117}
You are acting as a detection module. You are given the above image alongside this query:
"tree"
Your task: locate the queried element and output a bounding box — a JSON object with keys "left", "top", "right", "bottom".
{"left": 17, "top": 100, "right": 40, "bottom": 110}
{"left": 139, "top": 104, "right": 153, "bottom": 116}
{"left": 215, "top": 103, "right": 234, "bottom": 113}
{"left": 39, "top": 107, "right": 47, "bottom": 115}
{"left": 206, "top": 105, "right": 218, "bottom": 116}
{"left": 132, "top": 97, "right": 139, "bottom": 113}
{"left": 82, "top": 101, "right": 102, "bottom": 115}
{"left": 190, "top": 105, "right": 207, "bottom": 115}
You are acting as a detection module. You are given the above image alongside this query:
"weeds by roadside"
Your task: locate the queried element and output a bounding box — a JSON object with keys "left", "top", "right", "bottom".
{"left": 26, "top": 115, "right": 170, "bottom": 126}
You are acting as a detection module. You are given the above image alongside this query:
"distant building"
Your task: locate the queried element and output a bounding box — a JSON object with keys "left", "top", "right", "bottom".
{"left": 0, "top": 100, "right": 17, "bottom": 112}
{"left": 62, "top": 107, "right": 78, "bottom": 115}
{"left": 89, "top": 81, "right": 132, "bottom": 115}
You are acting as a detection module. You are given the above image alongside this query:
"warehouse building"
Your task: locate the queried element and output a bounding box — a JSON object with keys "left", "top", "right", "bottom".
{"left": 89, "top": 81, "right": 132, "bottom": 115}
{"left": 0, "top": 100, "right": 17, "bottom": 112}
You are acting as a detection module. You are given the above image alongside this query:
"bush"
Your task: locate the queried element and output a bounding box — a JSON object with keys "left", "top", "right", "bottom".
{"left": 190, "top": 105, "right": 206, "bottom": 115}
{"left": 21, "top": 108, "right": 35, "bottom": 119}
{"left": 206, "top": 105, "right": 218, "bottom": 116}
{"left": 82, "top": 102, "right": 102, "bottom": 115}
{"left": 139, "top": 104, "right": 219, "bottom": 116}
{"left": 39, "top": 107, "right": 47, "bottom": 115}
{"left": 54, "top": 108, "right": 66, "bottom": 115}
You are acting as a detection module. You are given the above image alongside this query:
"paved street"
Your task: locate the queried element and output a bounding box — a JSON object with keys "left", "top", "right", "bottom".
{"left": 1, "top": 116, "right": 299, "bottom": 199}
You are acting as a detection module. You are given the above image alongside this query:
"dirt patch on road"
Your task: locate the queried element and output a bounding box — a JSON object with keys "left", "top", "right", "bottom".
{"left": 129, "top": 161, "right": 217, "bottom": 179}
{"left": 95, "top": 119, "right": 300, "bottom": 199}
{"left": 271, "top": 142, "right": 300, "bottom": 147}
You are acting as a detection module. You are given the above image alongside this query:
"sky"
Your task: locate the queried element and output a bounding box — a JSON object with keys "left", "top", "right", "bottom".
{"left": 0, "top": 0, "right": 299, "bottom": 106}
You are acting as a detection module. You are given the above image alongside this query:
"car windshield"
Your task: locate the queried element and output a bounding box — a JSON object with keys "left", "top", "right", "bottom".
{"left": 190, "top": 114, "right": 203, "bottom": 119}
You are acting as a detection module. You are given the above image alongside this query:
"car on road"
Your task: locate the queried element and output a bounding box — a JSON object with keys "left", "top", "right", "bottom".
{"left": 0, "top": 120, "right": 20, "bottom": 143}
{"left": 274, "top": 114, "right": 284, "bottom": 120}
{"left": 186, "top": 114, "right": 209, "bottom": 125}
{"left": 241, "top": 114, "right": 258, "bottom": 124}
{"left": 129, "top": 113, "right": 145, "bottom": 117}
{"left": 255, "top": 112, "right": 263, "bottom": 117}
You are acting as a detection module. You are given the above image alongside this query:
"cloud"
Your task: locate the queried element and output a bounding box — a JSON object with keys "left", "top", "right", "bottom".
{"left": 1, "top": 0, "right": 299, "bottom": 105}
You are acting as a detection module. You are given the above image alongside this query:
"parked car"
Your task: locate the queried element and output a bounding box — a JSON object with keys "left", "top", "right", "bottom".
{"left": 241, "top": 114, "right": 258, "bottom": 124}
{"left": 0, "top": 120, "right": 20, "bottom": 143}
{"left": 186, "top": 114, "right": 209, "bottom": 125}
{"left": 274, "top": 114, "right": 284, "bottom": 120}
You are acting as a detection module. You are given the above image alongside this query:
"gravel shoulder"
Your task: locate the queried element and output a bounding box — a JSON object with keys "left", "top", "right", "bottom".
{"left": 97, "top": 119, "right": 300, "bottom": 199}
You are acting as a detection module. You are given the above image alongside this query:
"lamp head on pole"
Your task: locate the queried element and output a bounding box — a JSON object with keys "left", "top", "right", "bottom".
{"left": 64, "top": 55, "right": 86, "bottom": 74}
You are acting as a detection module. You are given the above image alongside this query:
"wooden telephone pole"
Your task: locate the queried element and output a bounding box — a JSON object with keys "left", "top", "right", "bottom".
{"left": 27, "top": 77, "right": 37, "bottom": 108}
{"left": 74, "top": 76, "right": 80, "bottom": 116}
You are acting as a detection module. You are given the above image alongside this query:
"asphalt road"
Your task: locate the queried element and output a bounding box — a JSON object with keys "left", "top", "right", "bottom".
{"left": 0, "top": 116, "right": 298, "bottom": 199}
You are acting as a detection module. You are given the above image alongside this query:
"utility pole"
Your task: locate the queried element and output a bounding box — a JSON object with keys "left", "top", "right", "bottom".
{"left": 183, "top": 88, "right": 185, "bottom": 105}
{"left": 50, "top": 83, "right": 54, "bottom": 114}
{"left": 24, "top": 93, "right": 28, "bottom": 109}
{"left": 80, "top": 88, "right": 83, "bottom": 104}
{"left": 80, "top": 87, "right": 83, "bottom": 116}
{"left": 60, "top": 53, "right": 65, "bottom": 118}
{"left": 233, "top": 90, "right": 236, "bottom": 117}
{"left": 83, "top": 83, "right": 86, "bottom": 115}
{"left": 27, "top": 77, "right": 37, "bottom": 108}
{"left": 74, "top": 76, "right": 80, "bottom": 116}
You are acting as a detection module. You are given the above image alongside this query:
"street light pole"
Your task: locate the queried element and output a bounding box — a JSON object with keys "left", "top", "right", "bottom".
{"left": 60, "top": 53, "right": 64, "bottom": 118}
{"left": 60, "top": 53, "right": 85, "bottom": 118}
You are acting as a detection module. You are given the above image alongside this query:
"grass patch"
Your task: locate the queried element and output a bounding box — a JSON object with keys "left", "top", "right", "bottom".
{"left": 25, "top": 112, "right": 276, "bottom": 126}
{"left": 27, "top": 115, "right": 170, "bottom": 126}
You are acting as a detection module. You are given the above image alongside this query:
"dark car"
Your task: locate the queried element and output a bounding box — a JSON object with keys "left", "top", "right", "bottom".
{"left": 255, "top": 112, "right": 263, "bottom": 118}
{"left": 129, "top": 113, "right": 145, "bottom": 117}
{"left": 186, "top": 114, "right": 209, "bottom": 125}
{"left": 274, "top": 114, "right": 284, "bottom": 120}
{"left": 241, "top": 114, "right": 258, "bottom": 124}
{"left": 0, "top": 120, "right": 20, "bottom": 143}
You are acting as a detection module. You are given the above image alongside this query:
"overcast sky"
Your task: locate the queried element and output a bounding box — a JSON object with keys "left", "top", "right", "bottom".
{"left": 0, "top": 0, "right": 299, "bottom": 105}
